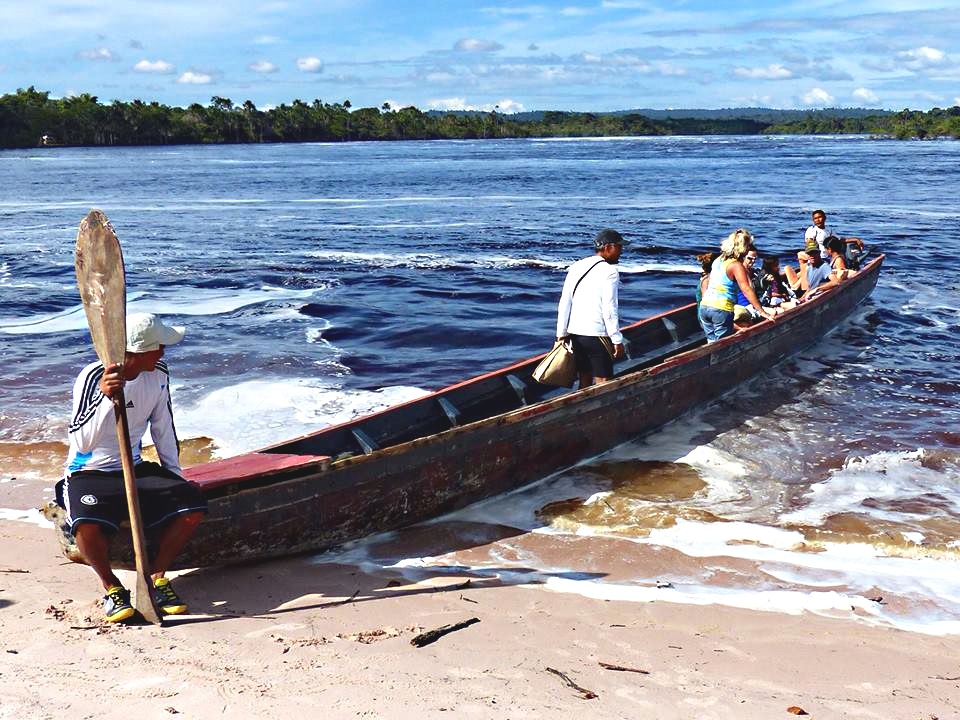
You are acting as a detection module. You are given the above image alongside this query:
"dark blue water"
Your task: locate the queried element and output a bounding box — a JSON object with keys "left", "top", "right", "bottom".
{"left": 2, "top": 137, "right": 957, "bottom": 437}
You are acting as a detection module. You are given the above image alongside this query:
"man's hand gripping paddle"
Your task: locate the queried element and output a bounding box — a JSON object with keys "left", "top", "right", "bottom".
{"left": 75, "top": 210, "right": 163, "bottom": 625}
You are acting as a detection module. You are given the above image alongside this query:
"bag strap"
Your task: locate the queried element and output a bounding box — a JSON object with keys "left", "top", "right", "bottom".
{"left": 572, "top": 259, "right": 605, "bottom": 299}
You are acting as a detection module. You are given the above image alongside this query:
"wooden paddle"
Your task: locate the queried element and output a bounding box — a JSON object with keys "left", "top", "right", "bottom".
{"left": 75, "top": 209, "right": 163, "bottom": 625}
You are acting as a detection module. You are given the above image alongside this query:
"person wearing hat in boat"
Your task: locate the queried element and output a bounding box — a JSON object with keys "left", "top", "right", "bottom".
{"left": 556, "top": 228, "right": 628, "bottom": 388}
{"left": 57, "top": 313, "right": 207, "bottom": 622}
{"left": 804, "top": 209, "right": 864, "bottom": 266}
{"left": 698, "top": 228, "right": 775, "bottom": 342}
{"left": 784, "top": 238, "right": 837, "bottom": 299}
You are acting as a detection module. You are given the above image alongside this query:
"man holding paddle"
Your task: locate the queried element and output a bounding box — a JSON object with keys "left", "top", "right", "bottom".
{"left": 59, "top": 313, "right": 207, "bottom": 622}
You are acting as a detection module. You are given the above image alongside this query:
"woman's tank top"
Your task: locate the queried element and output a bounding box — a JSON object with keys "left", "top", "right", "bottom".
{"left": 701, "top": 257, "right": 737, "bottom": 312}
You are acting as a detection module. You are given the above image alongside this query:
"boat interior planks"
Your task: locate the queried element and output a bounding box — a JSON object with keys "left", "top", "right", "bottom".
{"left": 50, "top": 255, "right": 884, "bottom": 569}
{"left": 257, "top": 300, "right": 709, "bottom": 465}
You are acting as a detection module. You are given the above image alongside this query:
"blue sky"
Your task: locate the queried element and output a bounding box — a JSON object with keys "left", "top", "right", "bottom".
{"left": 1, "top": 0, "right": 958, "bottom": 112}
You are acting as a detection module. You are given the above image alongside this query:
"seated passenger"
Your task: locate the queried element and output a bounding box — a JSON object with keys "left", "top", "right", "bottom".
{"left": 696, "top": 251, "right": 719, "bottom": 305}
{"left": 733, "top": 247, "right": 765, "bottom": 324}
{"left": 759, "top": 257, "right": 797, "bottom": 313}
{"left": 698, "top": 228, "right": 774, "bottom": 343}
{"left": 824, "top": 235, "right": 856, "bottom": 282}
{"left": 784, "top": 239, "right": 836, "bottom": 299}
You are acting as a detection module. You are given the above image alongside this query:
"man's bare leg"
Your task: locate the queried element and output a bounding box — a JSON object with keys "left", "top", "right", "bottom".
{"left": 73, "top": 522, "right": 123, "bottom": 590}
{"left": 151, "top": 511, "right": 204, "bottom": 580}
{"left": 784, "top": 265, "right": 801, "bottom": 291}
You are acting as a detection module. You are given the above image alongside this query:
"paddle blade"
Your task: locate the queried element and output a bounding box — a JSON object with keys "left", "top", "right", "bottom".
{"left": 75, "top": 210, "right": 127, "bottom": 367}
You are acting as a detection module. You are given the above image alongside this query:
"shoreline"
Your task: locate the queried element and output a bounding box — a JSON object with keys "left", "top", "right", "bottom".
{"left": 2, "top": 519, "right": 958, "bottom": 719}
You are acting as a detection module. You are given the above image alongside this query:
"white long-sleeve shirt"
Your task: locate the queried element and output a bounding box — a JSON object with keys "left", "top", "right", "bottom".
{"left": 555, "top": 255, "right": 624, "bottom": 344}
{"left": 65, "top": 360, "right": 182, "bottom": 477}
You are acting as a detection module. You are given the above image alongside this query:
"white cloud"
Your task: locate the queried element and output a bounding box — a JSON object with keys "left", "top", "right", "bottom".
{"left": 133, "top": 59, "right": 174, "bottom": 74}
{"left": 802, "top": 87, "right": 834, "bottom": 106}
{"left": 734, "top": 64, "right": 792, "bottom": 80}
{"left": 560, "top": 6, "right": 591, "bottom": 15}
{"left": 427, "top": 97, "right": 469, "bottom": 111}
{"left": 601, "top": 0, "right": 650, "bottom": 7}
{"left": 898, "top": 46, "right": 946, "bottom": 69}
{"left": 653, "top": 62, "right": 687, "bottom": 77}
{"left": 296, "top": 56, "right": 323, "bottom": 73}
{"left": 454, "top": 38, "right": 504, "bottom": 52}
{"left": 177, "top": 70, "right": 213, "bottom": 85}
{"left": 493, "top": 99, "right": 525, "bottom": 113}
{"left": 425, "top": 71, "right": 458, "bottom": 83}
{"left": 426, "top": 97, "right": 525, "bottom": 113}
{"left": 254, "top": 35, "right": 280, "bottom": 45}
{"left": 77, "top": 47, "right": 114, "bottom": 61}
{"left": 248, "top": 60, "right": 278, "bottom": 74}
{"left": 852, "top": 87, "right": 879, "bottom": 104}
{"left": 955, "top": 97, "right": 960, "bottom": 107}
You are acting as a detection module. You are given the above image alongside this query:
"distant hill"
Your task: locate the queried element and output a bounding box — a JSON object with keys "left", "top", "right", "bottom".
{"left": 611, "top": 107, "right": 894, "bottom": 121}
{"left": 498, "top": 108, "right": 895, "bottom": 122}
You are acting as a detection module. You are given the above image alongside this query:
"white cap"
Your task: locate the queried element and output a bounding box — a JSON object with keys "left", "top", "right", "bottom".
{"left": 126, "top": 313, "right": 186, "bottom": 353}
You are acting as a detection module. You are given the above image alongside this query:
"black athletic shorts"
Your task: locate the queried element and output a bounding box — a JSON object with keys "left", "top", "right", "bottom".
{"left": 57, "top": 461, "right": 208, "bottom": 533}
{"left": 569, "top": 334, "right": 614, "bottom": 378}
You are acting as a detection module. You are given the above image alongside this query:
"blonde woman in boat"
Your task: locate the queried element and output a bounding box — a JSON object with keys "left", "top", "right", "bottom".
{"left": 698, "top": 228, "right": 775, "bottom": 342}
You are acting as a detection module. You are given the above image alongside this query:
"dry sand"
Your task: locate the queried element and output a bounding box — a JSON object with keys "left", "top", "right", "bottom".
{"left": 1, "top": 516, "right": 958, "bottom": 720}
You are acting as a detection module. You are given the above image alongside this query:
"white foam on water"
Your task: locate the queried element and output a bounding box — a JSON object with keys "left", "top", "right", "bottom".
{"left": 781, "top": 449, "right": 960, "bottom": 525}
{"left": 306, "top": 221, "right": 484, "bottom": 230}
{"left": 175, "top": 379, "right": 429, "bottom": 457}
{"left": 305, "top": 249, "right": 699, "bottom": 274}
{"left": 306, "top": 407, "right": 960, "bottom": 636}
{"left": 529, "top": 136, "right": 658, "bottom": 143}
{"left": 0, "top": 285, "right": 325, "bottom": 335}
{"left": 318, "top": 512, "right": 960, "bottom": 635}
{"left": 899, "top": 284, "right": 960, "bottom": 325}
{"left": 290, "top": 194, "right": 573, "bottom": 205}
{"left": 619, "top": 261, "right": 700, "bottom": 274}
{"left": 0, "top": 508, "right": 52, "bottom": 528}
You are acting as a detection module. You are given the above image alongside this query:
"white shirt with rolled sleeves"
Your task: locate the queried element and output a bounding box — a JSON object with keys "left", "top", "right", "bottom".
{"left": 64, "top": 360, "right": 182, "bottom": 477}
{"left": 556, "top": 255, "right": 624, "bottom": 345}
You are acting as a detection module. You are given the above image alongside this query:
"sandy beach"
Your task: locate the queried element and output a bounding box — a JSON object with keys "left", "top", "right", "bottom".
{"left": 2, "top": 511, "right": 958, "bottom": 720}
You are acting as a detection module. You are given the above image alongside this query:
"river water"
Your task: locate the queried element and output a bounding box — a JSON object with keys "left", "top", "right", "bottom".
{"left": 1, "top": 136, "right": 958, "bottom": 634}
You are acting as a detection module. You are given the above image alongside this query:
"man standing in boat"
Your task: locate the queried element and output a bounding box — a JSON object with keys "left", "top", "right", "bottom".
{"left": 556, "top": 228, "right": 628, "bottom": 388}
{"left": 57, "top": 313, "right": 207, "bottom": 622}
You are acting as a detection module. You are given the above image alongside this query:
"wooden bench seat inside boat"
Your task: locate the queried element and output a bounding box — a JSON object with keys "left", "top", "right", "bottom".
{"left": 184, "top": 452, "right": 331, "bottom": 491}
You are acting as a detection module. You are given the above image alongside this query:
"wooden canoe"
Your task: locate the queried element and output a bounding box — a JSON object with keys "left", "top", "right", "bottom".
{"left": 49, "top": 254, "right": 884, "bottom": 568}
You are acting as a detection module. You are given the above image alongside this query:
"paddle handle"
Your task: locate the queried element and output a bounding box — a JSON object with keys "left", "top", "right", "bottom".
{"left": 113, "top": 388, "right": 163, "bottom": 625}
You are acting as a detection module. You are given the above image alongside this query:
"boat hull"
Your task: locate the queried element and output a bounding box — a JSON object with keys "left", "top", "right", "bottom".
{"left": 50, "top": 255, "right": 883, "bottom": 568}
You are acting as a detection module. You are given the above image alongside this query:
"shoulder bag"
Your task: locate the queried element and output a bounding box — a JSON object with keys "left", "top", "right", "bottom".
{"left": 532, "top": 259, "right": 606, "bottom": 387}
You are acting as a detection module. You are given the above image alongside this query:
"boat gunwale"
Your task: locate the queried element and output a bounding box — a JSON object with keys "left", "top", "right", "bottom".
{"left": 188, "top": 253, "right": 884, "bottom": 490}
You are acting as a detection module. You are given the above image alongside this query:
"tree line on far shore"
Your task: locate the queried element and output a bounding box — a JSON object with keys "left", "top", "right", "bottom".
{"left": 1, "top": 86, "right": 958, "bottom": 149}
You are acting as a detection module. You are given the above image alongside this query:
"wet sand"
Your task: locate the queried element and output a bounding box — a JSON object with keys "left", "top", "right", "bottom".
{"left": 2, "top": 516, "right": 958, "bottom": 719}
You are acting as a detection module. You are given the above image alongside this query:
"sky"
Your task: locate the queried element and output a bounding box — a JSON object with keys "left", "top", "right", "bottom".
{"left": 1, "top": 0, "right": 958, "bottom": 113}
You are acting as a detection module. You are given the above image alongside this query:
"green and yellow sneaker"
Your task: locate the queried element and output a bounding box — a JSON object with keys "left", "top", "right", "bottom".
{"left": 103, "top": 585, "right": 135, "bottom": 623}
{"left": 152, "top": 577, "right": 188, "bottom": 615}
